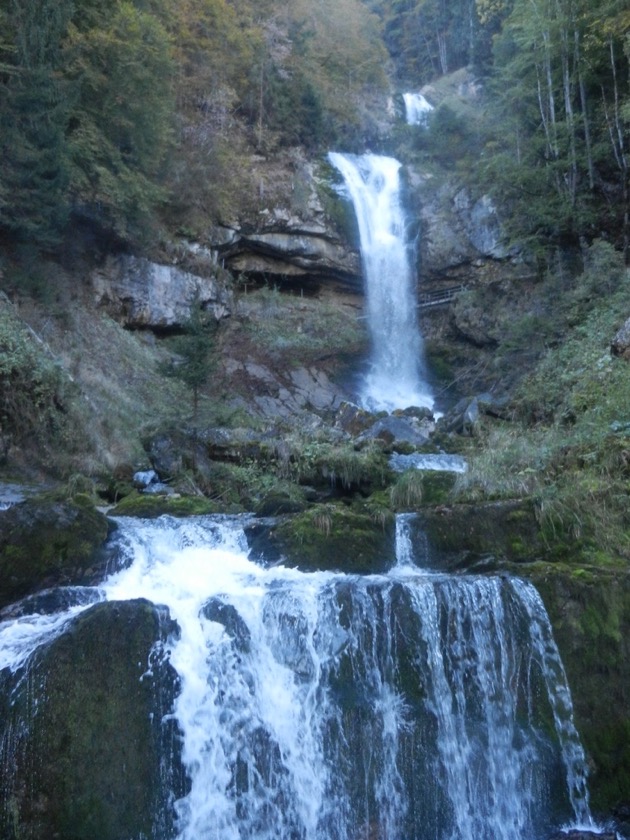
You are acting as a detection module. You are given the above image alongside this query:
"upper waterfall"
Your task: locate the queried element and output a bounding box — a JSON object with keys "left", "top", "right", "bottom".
{"left": 328, "top": 152, "right": 433, "bottom": 412}
{"left": 403, "top": 92, "right": 434, "bottom": 125}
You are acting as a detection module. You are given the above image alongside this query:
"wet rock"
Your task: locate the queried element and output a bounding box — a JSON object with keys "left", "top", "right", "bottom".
{"left": 420, "top": 499, "right": 545, "bottom": 570}
{"left": 359, "top": 415, "right": 433, "bottom": 448}
{"left": 0, "top": 586, "right": 102, "bottom": 621}
{"left": 548, "top": 831, "right": 616, "bottom": 840}
{"left": 0, "top": 599, "right": 184, "bottom": 840}
{"left": 335, "top": 401, "right": 384, "bottom": 436}
{"left": 248, "top": 505, "right": 395, "bottom": 574}
{"left": 201, "top": 599, "right": 251, "bottom": 653}
{"left": 0, "top": 497, "right": 109, "bottom": 609}
{"left": 438, "top": 396, "right": 481, "bottom": 435}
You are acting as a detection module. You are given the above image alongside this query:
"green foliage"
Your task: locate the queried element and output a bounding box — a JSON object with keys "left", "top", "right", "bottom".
{"left": 0, "top": 0, "right": 74, "bottom": 247}
{"left": 453, "top": 248, "right": 630, "bottom": 564}
{"left": 0, "top": 305, "right": 71, "bottom": 453}
{"left": 159, "top": 304, "right": 216, "bottom": 421}
{"left": 64, "top": 2, "right": 174, "bottom": 238}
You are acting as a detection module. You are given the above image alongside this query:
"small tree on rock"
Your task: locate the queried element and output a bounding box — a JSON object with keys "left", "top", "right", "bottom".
{"left": 160, "top": 301, "right": 216, "bottom": 430}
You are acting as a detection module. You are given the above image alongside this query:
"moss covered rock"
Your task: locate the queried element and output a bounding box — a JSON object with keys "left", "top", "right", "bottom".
{"left": 0, "top": 599, "right": 184, "bottom": 840}
{"left": 418, "top": 499, "right": 545, "bottom": 571}
{"left": 110, "top": 490, "right": 223, "bottom": 518}
{"left": 529, "top": 566, "right": 630, "bottom": 815}
{"left": 0, "top": 497, "right": 109, "bottom": 609}
{"left": 248, "top": 503, "right": 395, "bottom": 573}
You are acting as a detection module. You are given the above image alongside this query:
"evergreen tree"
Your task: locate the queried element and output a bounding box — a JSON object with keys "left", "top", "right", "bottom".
{"left": 64, "top": 2, "right": 174, "bottom": 239}
{"left": 160, "top": 302, "right": 216, "bottom": 427}
{"left": 0, "top": 0, "right": 74, "bottom": 247}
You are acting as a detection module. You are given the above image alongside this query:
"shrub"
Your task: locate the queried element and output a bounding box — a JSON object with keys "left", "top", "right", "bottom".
{"left": 0, "top": 306, "right": 73, "bottom": 455}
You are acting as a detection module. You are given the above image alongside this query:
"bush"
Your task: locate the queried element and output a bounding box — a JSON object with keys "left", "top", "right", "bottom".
{"left": 0, "top": 306, "right": 73, "bottom": 455}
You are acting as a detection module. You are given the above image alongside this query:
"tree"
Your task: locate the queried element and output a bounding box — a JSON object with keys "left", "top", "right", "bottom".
{"left": 0, "top": 0, "right": 74, "bottom": 247}
{"left": 159, "top": 302, "right": 216, "bottom": 428}
{"left": 64, "top": 2, "right": 175, "bottom": 239}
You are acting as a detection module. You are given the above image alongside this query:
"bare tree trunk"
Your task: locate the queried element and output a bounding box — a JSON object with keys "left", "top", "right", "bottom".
{"left": 575, "top": 29, "right": 594, "bottom": 190}
{"left": 437, "top": 31, "right": 448, "bottom": 75}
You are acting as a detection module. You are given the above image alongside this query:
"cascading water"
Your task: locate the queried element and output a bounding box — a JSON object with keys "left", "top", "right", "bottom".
{"left": 403, "top": 93, "right": 434, "bottom": 126}
{"left": 0, "top": 512, "right": 596, "bottom": 840}
{"left": 328, "top": 152, "right": 433, "bottom": 412}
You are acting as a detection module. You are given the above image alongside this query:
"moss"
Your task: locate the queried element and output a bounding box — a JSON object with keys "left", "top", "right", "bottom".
{"left": 530, "top": 568, "right": 630, "bottom": 813}
{"left": 263, "top": 502, "right": 395, "bottom": 574}
{"left": 110, "top": 491, "right": 223, "bottom": 518}
{"left": 390, "top": 469, "right": 457, "bottom": 510}
{"left": 291, "top": 440, "right": 391, "bottom": 494}
{"left": 1, "top": 600, "right": 183, "bottom": 840}
{"left": 419, "top": 499, "right": 545, "bottom": 568}
{"left": 0, "top": 497, "right": 109, "bottom": 608}
{"left": 254, "top": 485, "right": 309, "bottom": 517}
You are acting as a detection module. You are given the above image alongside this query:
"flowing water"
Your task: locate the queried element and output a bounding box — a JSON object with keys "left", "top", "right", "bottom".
{"left": 0, "top": 513, "right": 595, "bottom": 839}
{"left": 403, "top": 93, "right": 434, "bottom": 126}
{"left": 328, "top": 152, "right": 433, "bottom": 412}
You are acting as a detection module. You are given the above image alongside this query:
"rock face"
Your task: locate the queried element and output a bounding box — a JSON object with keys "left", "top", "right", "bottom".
{"left": 532, "top": 568, "right": 630, "bottom": 815}
{"left": 0, "top": 599, "right": 184, "bottom": 840}
{"left": 92, "top": 254, "right": 233, "bottom": 329}
{"left": 223, "top": 358, "right": 347, "bottom": 423}
{"left": 408, "top": 171, "right": 511, "bottom": 280}
{"left": 223, "top": 229, "right": 360, "bottom": 286}
{"left": 203, "top": 154, "right": 361, "bottom": 289}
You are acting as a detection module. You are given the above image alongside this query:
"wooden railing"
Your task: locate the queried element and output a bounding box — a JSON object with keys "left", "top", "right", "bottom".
{"left": 418, "top": 284, "right": 467, "bottom": 308}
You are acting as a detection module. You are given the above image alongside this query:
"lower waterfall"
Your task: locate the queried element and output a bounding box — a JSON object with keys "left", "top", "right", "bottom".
{"left": 0, "top": 513, "right": 595, "bottom": 840}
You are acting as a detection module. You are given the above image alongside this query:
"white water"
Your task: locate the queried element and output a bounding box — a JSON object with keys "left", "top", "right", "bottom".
{"left": 403, "top": 92, "right": 434, "bottom": 126}
{"left": 0, "top": 513, "right": 595, "bottom": 839}
{"left": 389, "top": 452, "right": 468, "bottom": 474}
{"left": 329, "top": 152, "right": 433, "bottom": 412}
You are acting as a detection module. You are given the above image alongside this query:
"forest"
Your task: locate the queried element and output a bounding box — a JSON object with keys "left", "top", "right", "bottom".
{"left": 0, "top": 0, "right": 628, "bottom": 264}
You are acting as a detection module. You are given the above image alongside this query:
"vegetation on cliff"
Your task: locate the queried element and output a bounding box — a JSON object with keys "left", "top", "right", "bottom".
{"left": 0, "top": 0, "right": 387, "bottom": 250}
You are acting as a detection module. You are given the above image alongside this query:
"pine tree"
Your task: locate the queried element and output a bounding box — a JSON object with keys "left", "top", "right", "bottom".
{"left": 0, "top": 0, "right": 74, "bottom": 247}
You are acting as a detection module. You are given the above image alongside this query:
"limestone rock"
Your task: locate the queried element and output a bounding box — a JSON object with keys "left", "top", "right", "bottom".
{"left": 92, "top": 255, "right": 233, "bottom": 329}
{"left": 222, "top": 230, "right": 360, "bottom": 286}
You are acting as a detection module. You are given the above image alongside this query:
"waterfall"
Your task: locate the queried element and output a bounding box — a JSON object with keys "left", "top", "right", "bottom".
{"left": 403, "top": 93, "right": 434, "bottom": 126}
{"left": 328, "top": 152, "right": 433, "bottom": 412}
{"left": 0, "top": 513, "right": 595, "bottom": 840}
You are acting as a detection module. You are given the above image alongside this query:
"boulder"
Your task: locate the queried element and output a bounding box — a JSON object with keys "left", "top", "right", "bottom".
{"left": 358, "top": 415, "right": 432, "bottom": 448}
{"left": 0, "top": 497, "right": 110, "bottom": 609}
{"left": 0, "top": 599, "right": 184, "bottom": 840}
{"left": 92, "top": 255, "right": 233, "bottom": 329}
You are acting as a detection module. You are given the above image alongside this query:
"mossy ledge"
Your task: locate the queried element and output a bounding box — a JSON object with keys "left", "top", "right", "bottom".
{"left": 247, "top": 502, "right": 395, "bottom": 574}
